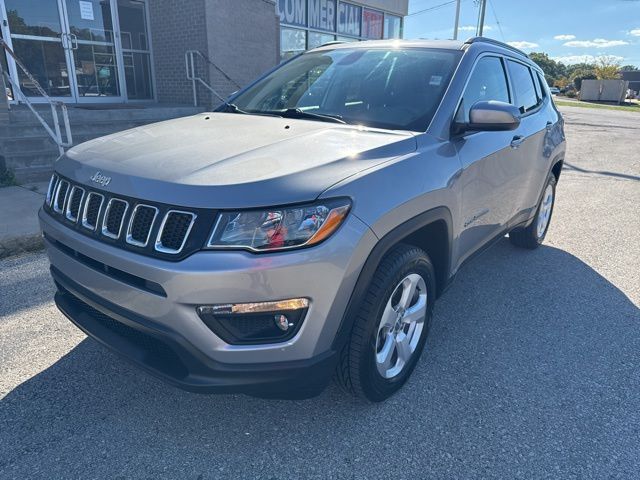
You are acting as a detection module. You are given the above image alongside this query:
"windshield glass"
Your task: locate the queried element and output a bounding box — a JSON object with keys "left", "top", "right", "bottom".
{"left": 226, "top": 47, "right": 462, "bottom": 131}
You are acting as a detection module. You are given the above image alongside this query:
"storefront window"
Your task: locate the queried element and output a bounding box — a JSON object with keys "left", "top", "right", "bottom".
{"left": 384, "top": 14, "right": 402, "bottom": 39}
{"left": 336, "top": 36, "right": 359, "bottom": 43}
{"left": 337, "top": 2, "right": 361, "bottom": 37}
{"left": 281, "top": 27, "right": 306, "bottom": 61}
{"left": 278, "top": 2, "right": 403, "bottom": 59}
{"left": 118, "top": 0, "right": 153, "bottom": 100}
{"left": 277, "top": 0, "right": 307, "bottom": 27}
{"left": 308, "top": 32, "right": 336, "bottom": 49}
{"left": 362, "top": 9, "right": 383, "bottom": 39}
{"left": 308, "top": 0, "right": 335, "bottom": 32}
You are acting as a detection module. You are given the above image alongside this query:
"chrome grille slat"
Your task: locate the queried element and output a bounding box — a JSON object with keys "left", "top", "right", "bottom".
{"left": 46, "top": 174, "right": 58, "bottom": 206}
{"left": 65, "top": 186, "right": 85, "bottom": 223}
{"left": 47, "top": 177, "right": 199, "bottom": 257}
{"left": 101, "top": 198, "right": 129, "bottom": 239}
{"left": 126, "top": 204, "right": 159, "bottom": 247}
{"left": 53, "top": 180, "right": 70, "bottom": 213}
{"left": 155, "top": 210, "right": 197, "bottom": 254}
{"left": 82, "top": 192, "right": 104, "bottom": 231}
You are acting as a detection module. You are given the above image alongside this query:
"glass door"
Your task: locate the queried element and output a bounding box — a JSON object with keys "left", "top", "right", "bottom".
{"left": 3, "top": 0, "right": 73, "bottom": 100}
{"left": 61, "top": 0, "right": 125, "bottom": 102}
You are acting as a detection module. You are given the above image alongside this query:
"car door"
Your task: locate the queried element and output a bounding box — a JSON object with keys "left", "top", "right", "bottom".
{"left": 452, "top": 55, "right": 524, "bottom": 266}
{"left": 504, "top": 59, "right": 551, "bottom": 220}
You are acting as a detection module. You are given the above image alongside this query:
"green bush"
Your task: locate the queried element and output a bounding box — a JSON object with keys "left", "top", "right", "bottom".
{"left": 0, "top": 166, "right": 17, "bottom": 187}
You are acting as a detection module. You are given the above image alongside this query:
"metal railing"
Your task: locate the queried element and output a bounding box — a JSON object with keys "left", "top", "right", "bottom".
{"left": 185, "top": 50, "right": 240, "bottom": 107}
{"left": 1, "top": 38, "right": 72, "bottom": 155}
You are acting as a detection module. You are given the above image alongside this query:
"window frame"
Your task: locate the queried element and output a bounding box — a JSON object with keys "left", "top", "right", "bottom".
{"left": 452, "top": 53, "right": 514, "bottom": 137}
{"left": 451, "top": 52, "right": 548, "bottom": 137}
{"left": 504, "top": 57, "right": 546, "bottom": 117}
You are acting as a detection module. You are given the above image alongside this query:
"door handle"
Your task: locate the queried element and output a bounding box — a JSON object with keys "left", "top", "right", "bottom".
{"left": 69, "top": 33, "right": 79, "bottom": 50}
{"left": 510, "top": 135, "right": 525, "bottom": 149}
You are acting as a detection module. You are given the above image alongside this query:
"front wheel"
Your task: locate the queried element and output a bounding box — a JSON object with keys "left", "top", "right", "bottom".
{"left": 510, "top": 173, "right": 557, "bottom": 249}
{"left": 335, "top": 244, "right": 436, "bottom": 402}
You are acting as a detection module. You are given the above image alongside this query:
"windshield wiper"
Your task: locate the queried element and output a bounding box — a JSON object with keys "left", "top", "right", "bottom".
{"left": 272, "top": 108, "right": 346, "bottom": 124}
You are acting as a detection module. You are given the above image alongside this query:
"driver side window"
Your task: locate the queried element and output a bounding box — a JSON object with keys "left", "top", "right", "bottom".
{"left": 457, "top": 56, "right": 510, "bottom": 123}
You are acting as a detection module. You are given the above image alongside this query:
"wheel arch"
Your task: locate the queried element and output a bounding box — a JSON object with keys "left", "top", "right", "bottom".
{"left": 551, "top": 158, "right": 564, "bottom": 181}
{"left": 332, "top": 206, "right": 453, "bottom": 352}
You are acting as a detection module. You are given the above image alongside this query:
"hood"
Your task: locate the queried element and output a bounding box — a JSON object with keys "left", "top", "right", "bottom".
{"left": 58, "top": 112, "right": 416, "bottom": 209}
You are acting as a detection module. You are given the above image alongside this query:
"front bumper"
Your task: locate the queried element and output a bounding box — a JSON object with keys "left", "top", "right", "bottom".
{"left": 40, "top": 207, "right": 377, "bottom": 396}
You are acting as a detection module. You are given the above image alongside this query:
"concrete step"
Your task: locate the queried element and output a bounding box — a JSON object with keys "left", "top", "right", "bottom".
{"left": 7, "top": 105, "right": 204, "bottom": 124}
{"left": 2, "top": 104, "right": 206, "bottom": 182}
{"left": 1, "top": 119, "right": 166, "bottom": 137}
{"left": 1, "top": 130, "right": 139, "bottom": 154}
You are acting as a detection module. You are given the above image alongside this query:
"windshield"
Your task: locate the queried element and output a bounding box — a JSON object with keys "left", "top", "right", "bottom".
{"left": 225, "top": 47, "right": 462, "bottom": 132}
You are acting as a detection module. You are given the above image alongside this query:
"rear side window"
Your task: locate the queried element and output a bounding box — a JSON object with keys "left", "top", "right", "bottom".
{"left": 458, "top": 56, "right": 510, "bottom": 123}
{"left": 507, "top": 60, "right": 539, "bottom": 114}
{"left": 535, "top": 71, "right": 548, "bottom": 99}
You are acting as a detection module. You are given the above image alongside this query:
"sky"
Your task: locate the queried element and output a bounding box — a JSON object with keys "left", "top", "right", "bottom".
{"left": 404, "top": 0, "right": 640, "bottom": 67}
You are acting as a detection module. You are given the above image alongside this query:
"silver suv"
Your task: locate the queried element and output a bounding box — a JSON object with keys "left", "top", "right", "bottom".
{"left": 40, "top": 38, "right": 566, "bottom": 402}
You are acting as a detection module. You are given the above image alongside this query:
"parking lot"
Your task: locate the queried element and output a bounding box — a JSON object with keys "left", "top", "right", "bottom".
{"left": 1, "top": 106, "right": 639, "bottom": 479}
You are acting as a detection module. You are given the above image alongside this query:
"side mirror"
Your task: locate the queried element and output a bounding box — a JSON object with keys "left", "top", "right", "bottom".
{"left": 456, "top": 100, "right": 521, "bottom": 134}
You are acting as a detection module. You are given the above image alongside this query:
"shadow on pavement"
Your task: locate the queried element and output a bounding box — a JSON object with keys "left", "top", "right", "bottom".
{"left": 2, "top": 239, "right": 639, "bottom": 478}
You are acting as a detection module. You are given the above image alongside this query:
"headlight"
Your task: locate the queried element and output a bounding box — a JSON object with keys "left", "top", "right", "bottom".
{"left": 206, "top": 198, "right": 351, "bottom": 252}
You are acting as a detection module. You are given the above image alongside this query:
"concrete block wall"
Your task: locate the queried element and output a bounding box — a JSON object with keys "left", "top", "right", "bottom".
{"left": 147, "top": 0, "right": 210, "bottom": 105}
{"left": 147, "top": 0, "right": 279, "bottom": 108}
{"left": 205, "top": 0, "right": 280, "bottom": 103}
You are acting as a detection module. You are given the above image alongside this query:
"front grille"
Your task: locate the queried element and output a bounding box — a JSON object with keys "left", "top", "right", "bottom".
{"left": 102, "top": 198, "right": 129, "bottom": 239}
{"left": 127, "top": 205, "right": 158, "bottom": 247}
{"left": 82, "top": 193, "right": 104, "bottom": 230}
{"left": 65, "top": 186, "right": 85, "bottom": 222}
{"left": 53, "top": 180, "right": 69, "bottom": 213}
{"left": 44, "top": 174, "right": 213, "bottom": 260}
{"left": 46, "top": 174, "right": 58, "bottom": 206}
{"left": 156, "top": 211, "right": 196, "bottom": 253}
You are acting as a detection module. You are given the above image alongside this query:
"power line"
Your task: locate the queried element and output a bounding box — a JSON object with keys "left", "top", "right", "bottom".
{"left": 488, "top": 0, "right": 506, "bottom": 41}
{"left": 408, "top": 0, "right": 457, "bottom": 17}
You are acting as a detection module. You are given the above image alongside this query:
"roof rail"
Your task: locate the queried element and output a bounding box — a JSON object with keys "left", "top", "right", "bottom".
{"left": 464, "top": 36, "right": 528, "bottom": 58}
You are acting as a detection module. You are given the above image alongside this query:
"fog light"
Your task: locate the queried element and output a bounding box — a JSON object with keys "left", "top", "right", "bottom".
{"left": 274, "top": 314, "right": 291, "bottom": 331}
{"left": 196, "top": 298, "right": 309, "bottom": 345}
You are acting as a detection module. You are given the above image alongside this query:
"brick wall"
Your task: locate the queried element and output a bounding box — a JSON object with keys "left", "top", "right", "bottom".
{"left": 147, "top": 0, "right": 210, "bottom": 105}
{"left": 205, "top": 0, "right": 279, "bottom": 104}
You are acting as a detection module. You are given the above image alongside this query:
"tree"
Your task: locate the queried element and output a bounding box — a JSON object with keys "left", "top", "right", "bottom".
{"left": 571, "top": 69, "right": 596, "bottom": 90}
{"left": 594, "top": 56, "right": 622, "bottom": 80}
{"left": 528, "top": 52, "right": 566, "bottom": 85}
{"left": 620, "top": 65, "right": 639, "bottom": 72}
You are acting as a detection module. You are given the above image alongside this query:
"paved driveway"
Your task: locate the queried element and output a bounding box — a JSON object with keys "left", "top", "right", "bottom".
{"left": 1, "top": 106, "right": 639, "bottom": 479}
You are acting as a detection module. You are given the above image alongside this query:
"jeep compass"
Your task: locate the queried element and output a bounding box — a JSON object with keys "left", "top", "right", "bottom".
{"left": 40, "top": 38, "right": 566, "bottom": 402}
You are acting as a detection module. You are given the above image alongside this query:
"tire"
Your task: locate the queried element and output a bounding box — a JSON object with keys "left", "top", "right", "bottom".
{"left": 509, "top": 173, "right": 557, "bottom": 249}
{"left": 335, "top": 244, "right": 436, "bottom": 402}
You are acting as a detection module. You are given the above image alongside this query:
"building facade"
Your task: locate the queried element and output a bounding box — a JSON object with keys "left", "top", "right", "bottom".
{"left": 1, "top": 0, "right": 408, "bottom": 108}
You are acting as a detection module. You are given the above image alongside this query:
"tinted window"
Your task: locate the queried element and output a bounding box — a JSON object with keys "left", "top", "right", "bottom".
{"left": 230, "top": 48, "right": 461, "bottom": 131}
{"left": 536, "top": 71, "right": 548, "bottom": 99}
{"left": 458, "top": 56, "right": 510, "bottom": 123}
{"left": 507, "top": 60, "right": 539, "bottom": 113}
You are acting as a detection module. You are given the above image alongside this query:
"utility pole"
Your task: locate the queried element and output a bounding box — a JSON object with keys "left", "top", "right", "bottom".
{"left": 477, "top": 0, "right": 487, "bottom": 37}
{"left": 453, "top": 0, "right": 461, "bottom": 40}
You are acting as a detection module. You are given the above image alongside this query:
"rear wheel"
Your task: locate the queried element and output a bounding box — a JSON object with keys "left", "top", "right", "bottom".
{"left": 510, "top": 173, "right": 557, "bottom": 249}
{"left": 335, "top": 244, "right": 435, "bottom": 402}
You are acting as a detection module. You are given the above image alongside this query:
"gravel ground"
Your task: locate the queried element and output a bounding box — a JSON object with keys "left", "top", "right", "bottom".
{"left": 1, "top": 106, "right": 639, "bottom": 479}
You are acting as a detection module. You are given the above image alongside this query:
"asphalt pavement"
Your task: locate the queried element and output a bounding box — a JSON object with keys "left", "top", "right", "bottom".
{"left": 1, "top": 105, "right": 639, "bottom": 479}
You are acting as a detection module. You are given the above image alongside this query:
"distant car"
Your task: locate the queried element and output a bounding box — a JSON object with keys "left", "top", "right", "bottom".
{"left": 549, "top": 87, "right": 560, "bottom": 95}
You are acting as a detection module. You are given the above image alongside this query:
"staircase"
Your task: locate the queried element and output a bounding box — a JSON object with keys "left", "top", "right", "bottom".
{"left": 1, "top": 104, "right": 204, "bottom": 182}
